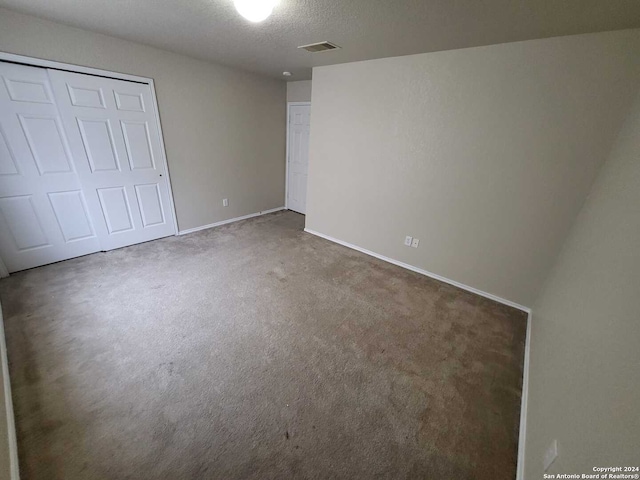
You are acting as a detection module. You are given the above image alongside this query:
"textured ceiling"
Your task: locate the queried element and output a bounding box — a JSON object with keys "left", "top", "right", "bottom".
{"left": 1, "top": 0, "right": 639, "bottom": 80}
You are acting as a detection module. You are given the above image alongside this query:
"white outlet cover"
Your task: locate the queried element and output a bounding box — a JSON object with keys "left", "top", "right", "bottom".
{"left": 411, "top": 238, "right": 420, "bottom": 248}
{"left": 404, "top": 236, "right": 413, "bottom": 246}
{"left": 223, "top": 198, "right": 229, "bottom": 207}
{"left": 543, "top": 439, "right": 558, "bottom": 471}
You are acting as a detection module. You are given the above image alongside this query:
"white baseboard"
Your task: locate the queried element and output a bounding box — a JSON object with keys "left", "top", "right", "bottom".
{"left": 516, "top": 311, "right": 532, "bottom": 480}
{"left": 303, "top": 228, "right": 530, "bottom": 313}
{"left": 0, "top": 306, "right": 19, "bottom": 480}
{"left": 178, "top": 207, "right": 286, "bottom": 236}
{"left": 304, "top": 227, "right": 532, "bottom": 478}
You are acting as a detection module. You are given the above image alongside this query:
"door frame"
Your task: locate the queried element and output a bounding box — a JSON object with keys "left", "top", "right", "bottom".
{"left": 0, "top": 51, "right": 180, "bottom": 275}
{"left": 285, "top": 101, "right": 311, "bottom": 211}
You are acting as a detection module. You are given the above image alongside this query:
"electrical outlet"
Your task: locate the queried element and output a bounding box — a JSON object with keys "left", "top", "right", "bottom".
{"left": 543, "top": 439, "right": 558, "bottom": 472}
{"left": 404, "top": 236, "right": 413, "bottom": 246}
{"left": 223, "top": 198, "right": 229, "bottom": 207}
{"left": 411, "top": 238, "right": 420, "bottom": 248}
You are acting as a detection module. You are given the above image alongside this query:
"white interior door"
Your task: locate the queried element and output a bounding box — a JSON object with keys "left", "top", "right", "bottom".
{"left": 48, "top": 69, "right": 176, "bottom": 251}
{"left": 287, "top": 103, "right": 311, "bottom": 214}
{"left": 0, "top": 62, "right": 100, "bottom": 272}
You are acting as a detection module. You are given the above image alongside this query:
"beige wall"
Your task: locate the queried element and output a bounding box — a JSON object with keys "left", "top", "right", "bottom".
{"left": 286, "top": 80, "right": 312, "bottom": 103}
{"left": 306, "top": 30, "right": 640, "bottom": 307}
{"left": 524, "top": 90, "right": 640, "bottom": 477}
{"left": 0, "top": 8, "right": 286, "bottom": 232}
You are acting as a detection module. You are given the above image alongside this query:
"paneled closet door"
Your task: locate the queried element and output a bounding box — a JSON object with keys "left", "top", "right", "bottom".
{"left": 48, "top": 70, "right": 176, "bottom": 251}
{"left": 0, "top": 62, "right": 100, "bottom": 272}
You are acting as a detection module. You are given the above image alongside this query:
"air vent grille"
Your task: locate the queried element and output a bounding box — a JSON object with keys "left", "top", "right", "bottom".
{"left": 298, "top": 41, "right": 341, "bottom": 53}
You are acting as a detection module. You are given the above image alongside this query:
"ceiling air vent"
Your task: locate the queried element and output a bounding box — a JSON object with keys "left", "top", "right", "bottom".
{"left": 298, "top": 41, "right": 341, "bottom": 53}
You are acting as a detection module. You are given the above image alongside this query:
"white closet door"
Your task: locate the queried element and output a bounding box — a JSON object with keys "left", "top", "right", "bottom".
{"left": 48, "top": 69, "right": 175, "bottom": 251}
{"left": 287, "top": 104, "right": 311, "bottom": 214}
{"left": 0, "top": 62, "right": 100, "bottom": 272}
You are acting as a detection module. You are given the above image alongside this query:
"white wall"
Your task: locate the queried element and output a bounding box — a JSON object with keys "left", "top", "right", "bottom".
{"left": 306, "top": 29, "right": 640, "bottom": 307}
{"left": 0, "top": 7, "right": 286, "bottom": 232}
{"left": 286, "top": 80, "right": 312, "bottom": 103}
{"left": 524, "top": 90, "right": 640, "bottom": 477}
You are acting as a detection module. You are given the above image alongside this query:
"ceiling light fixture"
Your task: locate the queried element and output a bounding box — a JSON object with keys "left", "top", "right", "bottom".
{"left": 234, "top": 0, "right": 279, "bottom": 23}
{"left": 282, "top": 71, "right": 292, "bottom": 77}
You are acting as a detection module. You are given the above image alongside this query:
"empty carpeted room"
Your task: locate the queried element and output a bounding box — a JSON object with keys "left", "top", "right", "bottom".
{"left": 0, "top": 2, "right": 639, "bottom": 480}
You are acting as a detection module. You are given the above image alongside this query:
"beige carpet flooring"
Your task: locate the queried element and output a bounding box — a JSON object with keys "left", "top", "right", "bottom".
{"left": 0, "top": 211, "right": 527, "bottom": 479}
